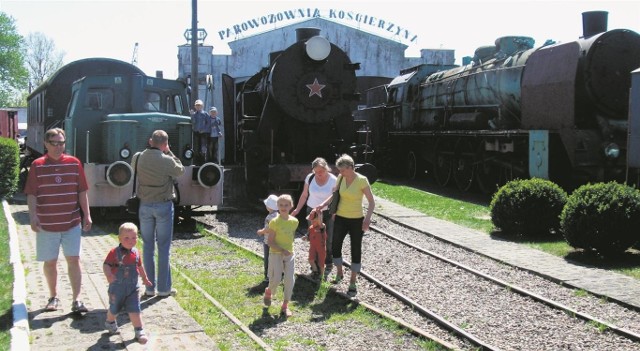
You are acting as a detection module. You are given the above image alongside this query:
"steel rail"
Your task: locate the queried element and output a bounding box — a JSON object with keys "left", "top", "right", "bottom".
{"left": 341, "top": 258, "right": 500, "bottom": 351}
{"left": 195, "top": 226, "right": 460, "bottom": 350}
{"left": 369, "top": 223, "right": 640, "bottom": 343}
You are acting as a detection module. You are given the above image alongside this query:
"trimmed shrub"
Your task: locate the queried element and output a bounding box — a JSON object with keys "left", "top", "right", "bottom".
{"left": 490, "top": 178, "right": 568, "bottom": 237}
{"left": 560, "top": 182, "right": 640, "bottom": 255}
{"left": 0, "top": 138, "right": 20, "bottom": 199}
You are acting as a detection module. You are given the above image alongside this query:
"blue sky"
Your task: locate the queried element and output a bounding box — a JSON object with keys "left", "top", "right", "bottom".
{"left": 2, "top": 0, "right": 639, "bottom": 79}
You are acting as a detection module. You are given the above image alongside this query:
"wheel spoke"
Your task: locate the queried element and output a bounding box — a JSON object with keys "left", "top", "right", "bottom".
{"left": 453, "top": 139, "right": 476, "bottom": 192}
{"left": 433, "top": 139, "right": 453, "bottom": 187}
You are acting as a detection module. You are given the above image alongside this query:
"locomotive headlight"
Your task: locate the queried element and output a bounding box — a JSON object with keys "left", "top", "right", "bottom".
{"left": 305, "top": 36, "right": 331, "bottom": 61}
{"left": 184, "top": 148, "right": 193, "bottom": 160}
{"left": 604, "top": 143, "right": 620, "bottom": 159}
{"left": 120, "top": 147, "right": 131, "bottom": 159}
{"left": 106, "top": 161, "right": 133, "bottom": 187}
{"left": 197, "top": 162, "right": 222, "bottom": 187}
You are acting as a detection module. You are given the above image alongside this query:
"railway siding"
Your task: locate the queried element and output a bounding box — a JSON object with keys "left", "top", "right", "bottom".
{"left": 371, "top": 197, "right": 640, "bottom": 310}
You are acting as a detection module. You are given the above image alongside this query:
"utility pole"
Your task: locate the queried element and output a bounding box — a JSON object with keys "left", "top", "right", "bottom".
{"left": 190, "top": 0, "right": 198, "bottom": 105}
{"left": 131, "top": 42, "right": 139, "bottom": 66}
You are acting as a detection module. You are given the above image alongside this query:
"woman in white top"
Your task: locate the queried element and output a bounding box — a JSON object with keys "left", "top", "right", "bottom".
{"left": 292, "top": 157, "right": 337, "bottom": 278}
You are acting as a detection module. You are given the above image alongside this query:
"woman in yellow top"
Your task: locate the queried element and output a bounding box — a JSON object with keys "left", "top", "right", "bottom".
{"left": 317, "top": 154, "right": 375, "bottom": 297}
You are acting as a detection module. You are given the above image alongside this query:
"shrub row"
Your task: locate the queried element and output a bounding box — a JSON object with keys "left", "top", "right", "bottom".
{"left": 0, "top": 138, "right": 20, "bottom": 200}
{"left": 490, "top": 178, "right": 640, "bottom": 256}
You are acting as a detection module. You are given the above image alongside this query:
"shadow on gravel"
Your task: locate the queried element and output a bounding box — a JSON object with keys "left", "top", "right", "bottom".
{"left": 309, "top": 290, "right": 359, "bottom": 322}
{"left": 246, "top": 280, "right": 269, "bottom": 297}
{"left": 564, "top": 250, "right": 640, "bottom": 270}
{"left": 490, "top": 229, "right": 640, "bottom": 271}
{"left": 489, "top": 229, "right": 561, "bottom": 243}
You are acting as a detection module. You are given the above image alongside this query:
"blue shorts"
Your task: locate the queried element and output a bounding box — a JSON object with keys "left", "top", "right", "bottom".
{"left": 36, "top": 224, "right": 82, "bottom": 261}
{"left": 108, "top": 282, "right": 141, "bottom": 315}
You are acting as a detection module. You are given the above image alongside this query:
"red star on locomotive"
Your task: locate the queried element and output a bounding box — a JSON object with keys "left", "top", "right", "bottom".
{"left": 306, "top": 78, "right": 326, "bottom": 98}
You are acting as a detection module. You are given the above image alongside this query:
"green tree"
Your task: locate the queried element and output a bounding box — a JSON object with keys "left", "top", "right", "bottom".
{"left": 0, "top": 12, "right": 28, "bottom": 106}
{"left": 25, "top": 32, "right": 64, "bottom": 88}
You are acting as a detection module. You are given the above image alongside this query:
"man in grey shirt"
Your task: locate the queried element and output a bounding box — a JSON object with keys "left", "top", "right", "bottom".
{"left": 131, "top": 130, "right": 185, "bottom": 297}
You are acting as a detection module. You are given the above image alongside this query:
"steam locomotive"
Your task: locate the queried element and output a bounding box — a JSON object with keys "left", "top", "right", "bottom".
{"left": 230, "top": 28, "right": 375, "bottom": 201}
{"left": 23, "top": 58, "right": 223, "bottom": 215}
{"left": 357, "top": 11, "right": 640, "bottom": 193}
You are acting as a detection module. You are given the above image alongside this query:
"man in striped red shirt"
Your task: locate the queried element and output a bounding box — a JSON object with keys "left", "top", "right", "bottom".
{"left": 25, "top": 128, "right": 93, "bottom": 313}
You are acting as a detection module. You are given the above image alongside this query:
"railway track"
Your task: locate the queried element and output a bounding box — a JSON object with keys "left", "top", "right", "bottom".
{"left": 366, "top": 220, "right": 640, "bottom": 346}
{"left": 184, "top": 201, "right": 640, "bottom": 350}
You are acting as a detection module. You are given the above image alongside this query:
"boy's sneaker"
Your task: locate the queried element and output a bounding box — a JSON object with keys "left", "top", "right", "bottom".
{"left": 71, "top": 300, "right": 88, "bottom": 313}
{"left": 323, "top": 270, "right": 331, "bottom": 281}
{"left": 105, "top": 321, "right": 119, "bottom": 335}
{"left": 157, "top": 288, "right": 177, "bottom": 297}
{"left": 347, "top": 283, "right": 358, "bottom": 297}
{"left": 135, "top": 328, "right": 148, "bottom": 344}
{"left": 332, "top": 274, "right": 343, "bottom": 284}
{"left": 263, "top": 288, "right": 272, "bottom": 306}
{"left": 281, "top": 306, "right": 293, "bottom": 318}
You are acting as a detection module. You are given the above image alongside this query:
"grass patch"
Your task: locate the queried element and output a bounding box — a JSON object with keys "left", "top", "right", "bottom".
{"left": 372, "top": 181, "right": 493, "bottom": 233}
{"left": 171, "top": 230, "right": 440, "bottom": 350}
{"left": 0, "top": 212, "right": 14, "bottom": 349}
{"left": 520, "top": 241, "right": 574, "bottom": 257}
{"left": 371, "top": 181, "right": 640, "bottom": 280}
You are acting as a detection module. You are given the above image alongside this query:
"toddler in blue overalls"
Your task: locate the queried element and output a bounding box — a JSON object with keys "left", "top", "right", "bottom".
{"left": 103, "top": 222, "right": 152, "bottom": 344}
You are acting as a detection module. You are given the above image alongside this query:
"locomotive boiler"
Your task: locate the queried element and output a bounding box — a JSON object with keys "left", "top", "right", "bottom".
{"left": 233, "top": 28, "right": 374, "bottom": 200}
{"left": 24, "top": 58, "right": 223, "bottom": 216}
{"left": 358, "top": 11, "right": 640, "bottom": 193}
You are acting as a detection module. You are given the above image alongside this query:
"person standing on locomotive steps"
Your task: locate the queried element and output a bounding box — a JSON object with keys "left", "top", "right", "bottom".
{"left": 207, "top": 106, "right": 223, "bottom": 163}
{"left": 316, "top": 154, "right": 375, "bottom": 297}
{"left": 24, "top": 128, "right": 93, "bottom": 313}
{"left": 292, "top": 157, "right": 337, "bottom": 279}
{"left": 190, "top": 99, "right": 210, "bottom": 165}
{"left": 132, "top": 130, "right": 185, "bottom": 297}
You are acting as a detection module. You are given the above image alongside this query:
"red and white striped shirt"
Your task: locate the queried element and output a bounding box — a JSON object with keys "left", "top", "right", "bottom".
{"left": 24, "top": 154, "right": 89, "bottom": 232}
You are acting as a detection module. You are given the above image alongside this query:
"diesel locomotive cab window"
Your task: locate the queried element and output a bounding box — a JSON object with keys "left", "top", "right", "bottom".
{"left": 172, "top": 95, "right": 184, "bottom": 115}
{"left": 84, "top": 89, "right": 114, "bottom": 110}
{"left": 145, "top": 92, "right": 161, "bottom": 111}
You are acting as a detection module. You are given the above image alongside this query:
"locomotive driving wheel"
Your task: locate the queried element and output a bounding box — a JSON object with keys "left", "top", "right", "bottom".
{"left": 433, "top": 138, "right": 454, "bottom": 187}
{"left": 453, "top": 138, "right": 476, "bottom": 192}
{"left": 407, "top": 150, "right": 420, "bottom": 180}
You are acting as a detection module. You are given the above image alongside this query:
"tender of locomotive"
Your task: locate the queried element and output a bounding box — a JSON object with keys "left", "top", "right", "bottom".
{"left": 231, "top": 28, "right": 374, "bottom": 201}
{"left": 24, "top": 58, "right": 223, "bottom": 215}
{"left": 358, "top": 11, "right": 640, "bottom": 193}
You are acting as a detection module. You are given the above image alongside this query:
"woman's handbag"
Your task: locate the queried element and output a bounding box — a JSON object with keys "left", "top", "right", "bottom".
{"left": 126, "top": 154, "right": 140, "bottom": 215}
{"left": 328, "top": 176, "right": 342, "bottom": 215}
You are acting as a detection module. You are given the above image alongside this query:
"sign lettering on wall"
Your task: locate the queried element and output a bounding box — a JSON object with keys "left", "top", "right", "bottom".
{"left": 217, "top": 8, "right": 418, "bottom": 45}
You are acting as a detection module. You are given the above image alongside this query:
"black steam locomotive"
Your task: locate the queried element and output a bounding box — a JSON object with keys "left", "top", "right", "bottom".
{"left": 357, "top": 11, "right": 640, "bottom": 193}
{"left": 231, "top": 28, "right": 374, "bottom": 200}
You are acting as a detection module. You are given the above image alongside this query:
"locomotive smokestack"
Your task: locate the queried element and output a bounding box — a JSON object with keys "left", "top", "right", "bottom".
{"left": 296, "top": 27, "right": 321, "bottom": 42}
{"left": 582, "top": 11, "right": 608, "bottom": 38}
